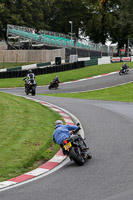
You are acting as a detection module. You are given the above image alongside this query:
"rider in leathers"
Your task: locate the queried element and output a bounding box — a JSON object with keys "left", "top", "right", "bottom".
{"left": 23, "top": 69, "right": 35, "bottom": 87}
{"left": 53, "top": 120, "right": 92, "bottom": 159}
{"left": 122, "top": 62, "right": 128, "bottom": 71}
{"left": 53, "top": 120, "right": 78, "bottom": 145}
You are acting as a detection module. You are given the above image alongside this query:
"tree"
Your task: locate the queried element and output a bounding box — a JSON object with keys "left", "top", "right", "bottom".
{"left": 48, "top": 0, "right": 87, "bottom": 37}
{"left": 107, "top": 0, "right": 133, "bottom": 55}
{"left": 0, "top": 0, "right": 52, "bottom": 39}
{"left": 81, "top": 0, "right": 133, "bottom": 53}
{"left": 0, "top": 0, "right": 133, "bottom": 50}
{"left": 81, "top": 0, "right": 120, "bottom": 44}
{"left": 0, "top": 0, "right": 22, "bottom": 39}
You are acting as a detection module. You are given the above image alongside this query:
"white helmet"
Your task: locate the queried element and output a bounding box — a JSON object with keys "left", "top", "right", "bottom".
{"left": 55, "top": 120, "right": 63, "bottom": 126}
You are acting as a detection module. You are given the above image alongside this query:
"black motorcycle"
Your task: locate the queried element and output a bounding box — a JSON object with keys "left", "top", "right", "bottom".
{"left": 119, "top": 67, "right": 129, "bottom": 75}
{"left": 23, "top": 78, "right": 37, "bottom": 96}
{"left": 48, "top": 80, "right": 59, "bottom": 90}
{"left": 61, "top": 124, "right": 92, "bottom": 166}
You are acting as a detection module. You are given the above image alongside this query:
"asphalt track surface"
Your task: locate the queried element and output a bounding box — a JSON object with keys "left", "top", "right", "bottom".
{"left": 0, "top": 70, "right": 133, "bottom": 200}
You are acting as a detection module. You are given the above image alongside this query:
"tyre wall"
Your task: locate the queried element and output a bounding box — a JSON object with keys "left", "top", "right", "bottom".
{"left": 0, "top": 61, "right": 84, "bottom": 78}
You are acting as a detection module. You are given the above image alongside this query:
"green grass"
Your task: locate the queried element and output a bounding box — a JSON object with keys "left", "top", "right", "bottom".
{"left": 0, "top": 62, "right": 132, "bottom": 88}
{"left": 0, "top": 92, "right": 61, "bottom": 182}
{"left": 42, "top": 82, "right": 133, "bottom": 102}
{"left": 0, "top": 62, "right": 33, "bottom": 69}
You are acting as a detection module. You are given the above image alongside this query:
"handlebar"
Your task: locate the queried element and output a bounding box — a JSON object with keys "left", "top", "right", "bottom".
{"left": 72, "top": 124, "right": 81, "bottom": 135}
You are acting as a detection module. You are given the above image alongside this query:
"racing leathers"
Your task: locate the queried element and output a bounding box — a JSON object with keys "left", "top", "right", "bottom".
{"left": 53, "top": 124, "right": 78, "bottom": 145}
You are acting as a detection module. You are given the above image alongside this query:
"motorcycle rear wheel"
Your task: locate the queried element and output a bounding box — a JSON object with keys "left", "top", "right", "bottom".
{"left": 69, "top": 147, "right": 85, "bottom": 166}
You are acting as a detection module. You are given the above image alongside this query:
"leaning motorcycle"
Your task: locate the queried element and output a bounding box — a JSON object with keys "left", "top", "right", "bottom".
{"left": 119, "top": 67, "right": 129, "bottom": 75}
{"left": 48, "top": 81, "right": 59, "bottom": 90}
{"left": 61, "top": 124, "right": 92, "bottom": 166}
{"left": 23, "top": 78, "right": 37, "bottom": 96}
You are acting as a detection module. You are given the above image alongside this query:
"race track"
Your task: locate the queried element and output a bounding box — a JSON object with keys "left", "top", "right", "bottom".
{"left": 0, "top": 70, "right": 133, "bottom": 200}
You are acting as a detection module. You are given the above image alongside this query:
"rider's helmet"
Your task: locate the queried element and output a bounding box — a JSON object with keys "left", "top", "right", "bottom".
{"left": 28, "top": 69, "right": 32, "bottom": 73}
{"left": 55, "top": 120, "right": 63, "bottom": 126}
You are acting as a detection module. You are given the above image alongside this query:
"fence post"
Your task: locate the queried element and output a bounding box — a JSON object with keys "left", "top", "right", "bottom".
{"left": 101, "top": 47, "right": 102, "bottom": 57}
{"left": 16, "top": 52, "right": 18, "bottom": 63}
{"left": 3, "top": 55, "right": 5, "bottom": 69}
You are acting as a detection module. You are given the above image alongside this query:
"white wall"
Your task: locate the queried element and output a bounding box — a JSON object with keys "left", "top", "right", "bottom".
{"left": 98, "top": 57, "right": 111, "bottom": 65}
{"left": 78, "top": 57, "right": 90, "bottom": 61}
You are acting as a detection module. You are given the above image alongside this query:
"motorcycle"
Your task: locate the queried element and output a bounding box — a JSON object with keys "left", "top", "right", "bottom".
{"left": 61, "top": 124, "right": 92, "bottom": 166}
{"left": 48, "top": 80, "right": 59, "bottom": 90}
{"left": 119, "top": 67, "right": 129, "bottom": 75}
{"left": 23, "top": 78, "right": 37, "bottom": 96}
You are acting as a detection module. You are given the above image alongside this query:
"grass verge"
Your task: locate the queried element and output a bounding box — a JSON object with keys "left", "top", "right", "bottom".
{"left": 0, "top": 62, "right": 33, "bottom": 69}
{"left": 0, "top": 62, "right": 132, "bottom": 88}
{"left": 0, "top": 62, "right": 32, "bottom": 69}
{"left": 0, "top": 92, "right": 61, "bottom": 182}
{"left": 41, "top": 82, "right": 133, "bottom": 102}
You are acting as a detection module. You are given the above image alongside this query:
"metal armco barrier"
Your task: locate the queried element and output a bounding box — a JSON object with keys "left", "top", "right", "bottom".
{"left": 0, "top": 61, "right": 85, "bottom": 79}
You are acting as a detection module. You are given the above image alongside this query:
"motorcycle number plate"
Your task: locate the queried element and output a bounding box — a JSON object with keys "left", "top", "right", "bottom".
{"left": 64, "top": 142, "right": 72, "bottom": 150}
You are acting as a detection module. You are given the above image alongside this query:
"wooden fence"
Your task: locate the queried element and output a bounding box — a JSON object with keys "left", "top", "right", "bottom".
{"left": 0, "top": 48, "right": 65, "bottom": 63}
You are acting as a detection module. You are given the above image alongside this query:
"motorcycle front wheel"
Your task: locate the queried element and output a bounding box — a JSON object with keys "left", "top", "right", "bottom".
{"left": 54, "top": 84, "right": 58, "bottom": 89}
{"left": 48, "top": 85, "right": 52, "bottom": 90}
{"left": 55, "top": 83, "right": 59, "bottom": 89}
{"left": 31, "top": 86, "right": 36, "bottom": 96}
{"left": 125, "top": 69, "right": 128, "bottom": 74}
{"left": 69, "top": 147, "right": 85, "bottom": 166}
{"left": 119, "top": 71, "right": 122, "bottom": 75}
{"left": 25, "top": 87, "right": 29, "bottom": 95}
